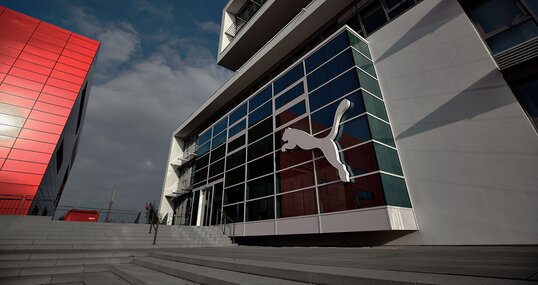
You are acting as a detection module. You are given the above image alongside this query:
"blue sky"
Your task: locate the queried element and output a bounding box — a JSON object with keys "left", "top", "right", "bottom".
{"left": 1, "top": 0, "right": 232, "bottom": 211}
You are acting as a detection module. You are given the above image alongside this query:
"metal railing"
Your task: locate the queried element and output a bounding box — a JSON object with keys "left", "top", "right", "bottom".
{"left": 52, "top": 206, "right": 142, "bottom": 223}
{"left": 147, "top": 204, "right": 159, "bottom": 245}
{"left": 216, "top": 209, "right": 235, "bottom": 243}
{"left": 225, "top": 0, "right": 267, "bottom": 37}
{"left": 0, "top": 194, "right": 34, "bottom": 215}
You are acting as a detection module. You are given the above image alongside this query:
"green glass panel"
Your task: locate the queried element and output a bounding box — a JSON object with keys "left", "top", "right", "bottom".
{"left": 367, "top": 115, "right": 395, "bottom": 147}
{"left": 380, "top": 174, "right": 412, "bottom": 208}
{"left": 374, "top": 143, "right": 403, "bottom": 175}
{"left": 352, "top": 49, "right": 376, "bottom": 78}
{"left": 362, "top": 91, "right": 388, "bottom": 121}
{"left": 357, "top": 69, "right": 382, "bottom": 99}
{"left": 348, "top": 31, "right": 371, "bottom": 59}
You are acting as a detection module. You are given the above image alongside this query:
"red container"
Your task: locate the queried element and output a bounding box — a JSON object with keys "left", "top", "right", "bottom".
{"left": 64, "top": 209, "right": 99, "bottom": 222}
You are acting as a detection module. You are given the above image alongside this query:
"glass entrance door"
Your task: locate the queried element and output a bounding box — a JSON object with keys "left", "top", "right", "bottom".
{"left": 196, "top": 181, "right": 224, "bottom": 226}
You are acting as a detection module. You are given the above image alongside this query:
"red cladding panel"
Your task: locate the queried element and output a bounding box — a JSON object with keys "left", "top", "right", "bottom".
{"left": 13, "top": 138, "right": 55, "bottom": 154}
{"left": 0, "top": 5, "right": 99, "bottom": 214}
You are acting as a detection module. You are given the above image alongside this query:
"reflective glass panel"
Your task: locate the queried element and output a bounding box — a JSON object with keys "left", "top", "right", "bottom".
{"left": 310, "top": 90, "right": 366, "bottom": 134}
{"left": 224, "top": 184, "right": 245, "bottom": 205}
{"left": 223, "top": 203, "right": 244, "bottom": 222}
{"left": 305, "top": 31, "right": 349, "bottom": 73}
{"left": 246, "top": 196, "right": 274, "bottom": 221}
{"left": 486, "top": 20, "right": 538, "bottom": 54}
{"left": 247, "top": 154, "right": 274, "bottom": 180}
{"left": 248, "top": 135, "right": 273, "bottom": 160}
{"left": 225, "top": 165, "right": 245, "bottom": 187}
{"left": 361, "top": 1, "right": 388, "bottom": 34}
{"left": 229, "top": 102, "right": 247, "bottom": 122}
{"left": 274, "top": 64, "right": 304, "bottom": 95}
{"left": 210, "top": 144, "right": 226, "bottom": 163}
{"left": 275, "top": 82, "right": 304, "bottom": 109}
{"left": 276, "top": 162, "right": 315, "bottom": 193}
{"left": 381, "top": 174, "right": 411, "bottom": 207}
{"left": 211, "top": 130, "right": 227, "bottom": 149}
{"left": 227, "top": 135, "right": 245, "bottom": 153}
{"left": 247, "top": 174, "right": 274, "bottom": 200}
{"left": 248, "top": 117, "right": 272, "bottom": 144}
{"left": 249, "top": 86, "right": 272, "bottom": 111}
{"left": 308, "top": 68, "right": 360, "bottom": 112}
{"left": 197, "top": 129, "right": 211, "bottom": 146}
{"left": 318, "top": 174, "right": 386, "bottom": 213}
{"left": 470, "top": 0, "right": 525, "bottom": 34}
{"left": 248, "top": 100, "right": 272, "bottom": 127}
{"left": 275, "top": 101, "right": 306, "bottom": 128}
{"left": 196, "top": 141, "right": 210, "bottom": 156}
{"left": 275, "top": 149, "right": 312, "bottom": 171}
{"left": 367, "top": 115, "right": 395, "bottom": 147}
{"left": 226, "top": 148, "right": 245, "bottom": 170}
{"left": 193, "top": 167, "right": 208, "bottom": 186}
{"left": 213, "top": 117, "right": 227, "bottom": 136}
{"left": 307, "top": 48, "right": 354, "bottom": 91}
{"left": 229, "top": 119, "right": 246, "bottom": 138}
{"left": 374, "top": 143, "right": 403, "bottom": 175}
{"left": 276, "top": 188, "right": 317, "bottom": 218}
{"left": 209, "top": 159, "right": 225, "bottom": 178}
{"left": 194, "top": 153, "right": 209, "bottom": 171}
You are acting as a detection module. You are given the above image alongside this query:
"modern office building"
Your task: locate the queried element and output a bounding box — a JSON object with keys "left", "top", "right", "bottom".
{"left": 0, "top": 6, "right": 99, "bottom": 216}
{"left": 161, "top": 0, "right": 538, "bottom": 245}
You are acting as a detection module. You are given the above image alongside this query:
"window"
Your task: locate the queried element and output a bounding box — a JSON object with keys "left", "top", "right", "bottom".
{"left": 308, "top": 68, "right": 361, "bottom": 111}
{"left": 76, "top": 83, "right": 87, "bottom": 134}
{"left": 224, "top": 203, "right": 244, "bottom": 222}
{"left": 56, "top": 140, "right": 64, "bottom": 173}
{"left": 276, "top": 162, "right": 315, "bottom": 193}
{"left": 226, "top": 149, "right": 245, "bottom": 170}
{"left": 361, "top": 1, "right": 388, "bottom": 34}
{"left": 276, "top": 189, "right": 318, "bottom": 218}
{"left": 318, "top": 174, "right": 386, "bottom": 213}
{"left": 249, "top": 86, "right": 272, "bottom": 111}
{"left": 210, "top": 144, "right": 226, "bottom": 162}
{"left": 310, "top": 90, "right": 366, "bottom": 134}
{"left": 275, "top": 101, "right": 306, "bottom": 128}
{"left": 228, "top": 119, "right": 246, "bottom": 138}
{"left": 224, "top": 184, "right": 245, "bottom": 205}
{"left": 229, "top": 103, "right": 247, "bottom": 122}
{"left": 248, "top": 135, "right": 273, "bottom": 160}
{"left": 247, "top": 154, "right": 273, "bottom": 180}
{"left": 305, "top": 31, "right": 349, "bottom": 73}
{"left": 246, "top": 196, "right": 274, "bottom": 221}
{"left": 247, "top": 174, "right": 274, "bottom": 199}
{"left": 248, "top": 100, "right": 272, "bottom": 127}
{"left": 307, "top": 48, "right": 354, "bottom": 91}
{"left": 274, "top": 64, "right": 304, "bottom": 94}
{"left": 511, "top": 72, "right": 538, "bottom": 130}
{"left": 275, "top": 82, "right": 304, "bottom": 109}
{"left": 227, "top": 135, "right": 245, "bottom": 153}
{"left": 248, "top": 117, "right": 272, "bottom": 143}
{"left": 462, "top": 0, "right": 538, "bottom": 54}
{"left": 213, "top": 117, "right": 228, "bottom": 136}
{"left": 225, "top": 165, "right": 245, "bottom": 187}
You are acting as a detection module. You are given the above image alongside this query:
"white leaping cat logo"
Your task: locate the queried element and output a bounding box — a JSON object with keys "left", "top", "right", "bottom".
{"left": 281, "top": 99, "right": 351, "bottom": 182}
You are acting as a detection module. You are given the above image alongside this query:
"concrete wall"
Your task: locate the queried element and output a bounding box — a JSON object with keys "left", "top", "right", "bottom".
{"left": 367, "top": 0, "right": 538, "bottom": 244}
{"left": 158, "top": 136, "right": 183, "bottom": 216}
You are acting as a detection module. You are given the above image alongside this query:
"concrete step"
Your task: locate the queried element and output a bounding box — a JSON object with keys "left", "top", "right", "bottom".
{"left": 0, "top": 250, "right": 150, "bottom": 261}
{"left": 0, "top": 262, "right": 112, "bottom": 278}
{"left": 0, "top": 256, "right": 132, "bottom": 269}
{"left": 149, "top": 251, "right": 416, "bottom": 285}
{"left": 132, "top": 256, "right": 308, "bottom": 285}
{"left": 112, "top": 263, "right": 197, "bottom": 285}
{"left": 0, "top": 271, "right": 130, "bottom": 285}
{"left": 0, "top": 242, "right": 235, "bottom": 251}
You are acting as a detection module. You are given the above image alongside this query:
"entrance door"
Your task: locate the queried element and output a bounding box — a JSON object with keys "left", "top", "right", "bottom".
{"left": 195, "top": 181, "right": 223, "bottom": 226}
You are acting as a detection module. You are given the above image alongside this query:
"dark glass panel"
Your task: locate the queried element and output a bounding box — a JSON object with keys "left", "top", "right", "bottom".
{"left": 275, "top": 82, "right": 304, "bottom": 109}
{"left": 275, "top": 101, "right": 306, "bottom": 128}
{"left": 226, "top": 148, "right": 245, "bottom": 170}
{"left": 276, "top": 162, "right": 315, "bottom": 193}
{"left": 352, "top": 49, "right": 376, "bottom": 78}
{"left": 470, "top": 0, "right": 525, "bottom": 34}
{"left": 196, "top": 141, "right": 210, "bottom": 156}
{"left": 224, "top": 184, "right": 245, "bottom": 205}
{"left": 275, "top": 149, "right": 312, "bottom": 171}
{"left": 249, "top": 86, "right": 272, "bottom": 111}
{"left": 274, "top": 64, "right": 304, "bottom": 95}
{"left": 307, "top": 48, "right": 354, "bottom": 91}
{"left": 229, "top": 119, "right": 246, "bottom": 138}
{"left": 248, "top": 135, "right": 273, "bottom": 160}
{"left": 374, "top": 143, "right": 403, "bottom": 175}
{"left": 194, "top": 153, "right": 209, "bottom": 171}
{"left": 210, "top": 144, "right": 226, "bottom": 163}
{"left": 361, "top": 1, "right": 388, "bottom": 34}
{"left": 315, "top": 157, "right": 341, "bottom": 184}
{"left": 193, "top": 167, "right": 208, "bottom": 186}
{"left": 387, "top": 0, "right": 415, "bottom": 19}
{"left": 208, "top": 173, "right": 224, "bottom": 183}
{"left": 229, "top": 102, "right": 247, "bottom": 122}
{"left": 381, "top": 174, "right": 411, "bottom": 208}
{"left": 358, "top": 69, "right": 382, "bottom": 98}
{"left": 318, "top": 174, "right": 386, "bottom": 213}
{"left": 197, "top": 129, "right": 211, "bottom": 146}
{"left": 342, "top": 142, "right": 379, "bottom": 176}
{"left": 213, "top": 117, "right": 227, "bottom": 136}
{"left": 227, "top": 135, "right": 245, "bottom": 153}
{"left": 223, "top": 203, "right": 244, "bottom": 222}
{"left": 225, "top": 165, "right": 245, "bottom": 187}
{"left": 348, "top": 32, "right": 371, "bottom": 59}
{"left": 486, "top": 20, "right": 538, "bottom": 54}
{"left": 367, "top": 115, "right": 395, "bottom": 147}
{"left": 276, "top": 188, "right": 317, "bottom": 218}
{"left": 247, "top": 174, "right": 274, "bottom": 200}
{"left": 337, "top": 115, "right": 371, "bottom": 149}
{"left": 247, "top": 154, "right": 274, "bottom": 180}
{"left": 305, "top": 31, "right": 349, "bottom": 73}
{"left": 308, "top": 68, "right": 360, "bottom": 112}
{"left": 248, "top": 117, "right": 272, "bottom": 144}
{"left": 212, "top": 131, "right": 227, "bottom": 149}
{"left": 246, "top": 196, "right": 275, "bottom": 221}
{"left": 248, "top": 100, "right": 272, "bottom": 127}
{"left": 310, "top": 90, "right": 366, "bottom": 134}
{"left": 362, "top": 92, "right": 388, "bottom": 121}
{"left": 524, "top": 0, "right": 538, "bottom": 16}
{"left": 209, "top": 159, "right": 225, "bottom": 178}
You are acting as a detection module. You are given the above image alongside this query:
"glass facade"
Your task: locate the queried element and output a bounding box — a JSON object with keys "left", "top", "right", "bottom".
{"left": 186, "top": 28, "right": 411, "bottom": 225}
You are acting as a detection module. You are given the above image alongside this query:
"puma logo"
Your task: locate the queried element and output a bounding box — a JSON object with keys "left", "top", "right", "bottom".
{"left": 281, "top": 99, "right": 351, "bottom": 182}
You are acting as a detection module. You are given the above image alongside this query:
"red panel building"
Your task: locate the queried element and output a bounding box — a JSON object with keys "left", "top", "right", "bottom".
{"left": 0, "top": 6, "right": 99, "bottom": 216}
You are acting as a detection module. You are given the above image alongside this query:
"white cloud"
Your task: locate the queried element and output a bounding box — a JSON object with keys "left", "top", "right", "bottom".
{"left": 195, "top": 20, "right": 221, "bottom": 34}
{"left": 61, "top": 34, "right": 232, "bottom": 210}
{"left": 135, "top": 0, "right": 174, "bottom": 21}
{"left": 66, "top": 7, "right": 140, "bottom": 66}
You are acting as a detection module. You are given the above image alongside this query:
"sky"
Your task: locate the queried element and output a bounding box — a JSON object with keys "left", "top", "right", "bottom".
{"left": 0, "top": 0, "right": 232, "bottom": 211}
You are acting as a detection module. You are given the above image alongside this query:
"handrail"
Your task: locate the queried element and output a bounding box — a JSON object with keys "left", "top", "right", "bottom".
{"left": 147, "top": 204, "right": 159, "bottom": 245}
{"left": 216, "top": 209, "right": 235, "bottom": 243}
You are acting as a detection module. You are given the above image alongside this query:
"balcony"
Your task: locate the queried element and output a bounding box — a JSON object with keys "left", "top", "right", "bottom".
{"left": 218, "top": 0, "right": 313, "bottom": 70}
